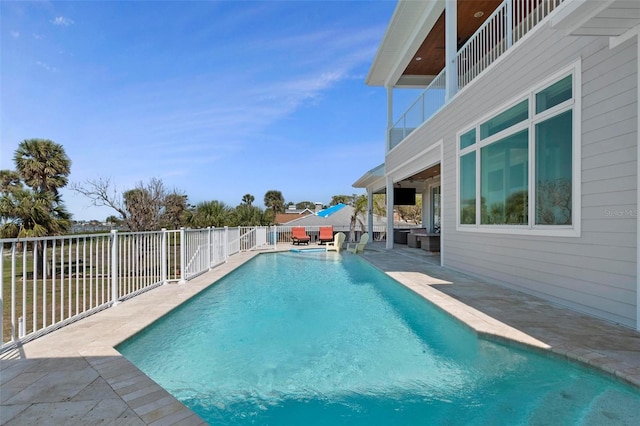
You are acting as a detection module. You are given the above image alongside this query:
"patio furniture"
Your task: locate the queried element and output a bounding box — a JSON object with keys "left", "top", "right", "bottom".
{"left": 326, "top": 232, "right": 346, "bottom": 252}
{"left": 318, "top": 226, "right": 334, "bottom": 245}
{"left": 346, "top": 233, "right": 369, "bottom": 254}
{"left": 420, "top": 233, "right": 440, "bottom": 252}
{"left": 406, "top": 228, "right": 427, "bottom": 248}
{"left": 291, "top": 227, "right": 311, "bottom": 245}
{"left": 394, "top": 229, "right": 410, "bottom": 244}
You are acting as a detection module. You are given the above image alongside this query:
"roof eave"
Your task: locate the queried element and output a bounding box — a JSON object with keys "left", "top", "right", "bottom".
{"left": 365, "top": 0, "right": 445, "bottom": 88}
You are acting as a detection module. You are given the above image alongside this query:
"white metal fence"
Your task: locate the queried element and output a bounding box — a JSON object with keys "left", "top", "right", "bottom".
{"left": 390, "top": 0, "right": 565, "bottom": 150}
{"left": 0, "top": 227, "right": 240, "bottom": 352}
{"left": 1, "top": 224, "right": 385, "bottom": 352}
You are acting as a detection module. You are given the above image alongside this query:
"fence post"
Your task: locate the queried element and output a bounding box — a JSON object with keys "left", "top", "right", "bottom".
{"left": 272, "top": 225, "right": 277, "bottom": 250}
{"left": 224, "top": 226, "right": 229, "bottom": 261}
{"left": 208, "top": 227, "right": 213, "bottom": 270}
{"left": 110, "top": 230, "right": 119, "bottom": 305}
{"left": 179, "top": 227, "right": 186, "bottom": 284}
{"left": 161, "top": 228, "right": 167, "bottom": 284}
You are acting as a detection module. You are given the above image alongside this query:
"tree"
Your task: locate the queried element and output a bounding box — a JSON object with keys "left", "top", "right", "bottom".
{"left": 264, "top": 190, "right": 285, "bottom": 214}
{"left": 1, "top": 139, "right": 72, "bottom": 278}
{"left": 106, "top": 215, "right": 123, "bottom": 226}
{"left": 71, "top": 177, "right": 185, "bottom": 231}
{"left": 232, "top": 204, "right": 269, "bottom": 226}
{"left": 295, "top": 201, "right": 315, "bottom": 210}
{"left": 0, "top": 139, "right": 72, "bottom": 240}
{"left": 241, "top": 193, "right": 255, "bottom": 206}
{"left": 14, "top": 138, "right": 71, "bottom": 196}
{"left": 349, "top": 194, "right": 368, "bottom": 242}
{"left": 330, "top": 195, "right": 351, "bottom": 206}
{"left": 160, "top": 193, "right": 189, "bottom": 230}
{"left": 188, "top": 200, "right": 232, "bottom": 228}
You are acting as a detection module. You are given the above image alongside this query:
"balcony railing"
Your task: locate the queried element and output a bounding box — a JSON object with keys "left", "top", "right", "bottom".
{"left": 1, "top": 224, "right": 386, "bottom": 352}
{"left": 389, "top": 0, "right": 565, "bottom": 151}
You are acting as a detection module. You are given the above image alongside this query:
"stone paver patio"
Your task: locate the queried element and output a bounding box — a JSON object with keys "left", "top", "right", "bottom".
{"left": 1, "top": 243, "right": 639, "bottom": 424}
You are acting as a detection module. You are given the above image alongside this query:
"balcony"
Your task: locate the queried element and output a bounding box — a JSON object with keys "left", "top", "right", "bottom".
{"left": 388, "top": 0, "right": 566, "bottom": 151}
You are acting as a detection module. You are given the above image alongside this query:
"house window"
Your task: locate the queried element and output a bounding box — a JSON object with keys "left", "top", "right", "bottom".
{"left": 460, "top": 151, "right": 476, "bottom": 224}
{"left": 480, "top": 129, "right": 528, "bottom": 225}
{"left": 457, "top": 67, "right": 578, "bottom": 234}
{"left": 535, "top": 110, "right": 572, "bottom": 225}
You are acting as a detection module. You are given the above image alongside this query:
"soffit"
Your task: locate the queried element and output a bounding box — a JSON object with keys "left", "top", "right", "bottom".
{"left": 551, "top": 0, "right": 640, "bottom": 37}
{"left": 366, "top": 0, "right": 502, "bottom": 88}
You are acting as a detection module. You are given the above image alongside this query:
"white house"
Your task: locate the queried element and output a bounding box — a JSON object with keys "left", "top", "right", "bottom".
{"left": 353, "top": 0, "right": 640, "bottom": 330}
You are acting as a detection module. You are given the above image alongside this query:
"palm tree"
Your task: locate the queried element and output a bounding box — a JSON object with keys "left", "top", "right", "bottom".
{"left": 241, "top": 194, "right": 255, "bottom": 206}
{"left": 349, "top": 194, "right": 368, "bottom": 242}
{"left": 14, "top": 139, "right": 71, "bottom": 196}
{"left": 264, "top": 190, "right": 285, "bottom": 214}
{"left": 189, "top": 200, "right": 232, "bottom": 228}
{"left": 232, "top": 204, "right": 265, "bottom": 226}
{"left": 0, "top": 188, "right": 71, "bottom": 238}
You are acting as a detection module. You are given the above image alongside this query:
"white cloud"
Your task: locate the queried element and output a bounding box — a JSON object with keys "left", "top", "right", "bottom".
{"left": 36, "top": 61, "right": 58, "bottom": 72}
{"left": 52, "top": 16, "right": 74, "bottom": 26}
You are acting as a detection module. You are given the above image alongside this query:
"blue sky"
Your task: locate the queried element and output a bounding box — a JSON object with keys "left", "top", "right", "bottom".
{"left": 1, "top": 0, "right": 401, "bottom": 221}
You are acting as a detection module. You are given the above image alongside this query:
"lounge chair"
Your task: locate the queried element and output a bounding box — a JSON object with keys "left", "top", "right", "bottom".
{"left": 291, "top": 227, "right": 311, "bottom": 245}
{"left": 326, "top": 232, "right": 345, "bottom": 252}
{"left": 318, "top": 226, "right": 334, "bottom": 245}
{"left": 346, "top": 233, "right": 369, "bottom": 254}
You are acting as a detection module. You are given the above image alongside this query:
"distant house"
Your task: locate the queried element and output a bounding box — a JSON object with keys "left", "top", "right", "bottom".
{"left": 274, "top": 209, "right": 314, "bottom": 225}
{"left": 279, "top": 203, "right": 388, "bottom": 241}
{"left": 353, "top": 0, "right": 640, "bottom": 330}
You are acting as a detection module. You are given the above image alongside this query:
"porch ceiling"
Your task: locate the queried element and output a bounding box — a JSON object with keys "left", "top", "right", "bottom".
{"left": 370, "top": 164, "right": 441, "bottom": 194}
{"left": 367, "top": 0, "right": 502, "bottom": 88}
{"left": 403, "top": 0, "right": 503, "bottom": 78}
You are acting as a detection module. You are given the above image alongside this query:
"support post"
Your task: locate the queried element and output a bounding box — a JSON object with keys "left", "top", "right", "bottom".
{"left": 367, "top": 188, "right": 374, "bottom": 239}
{"left": 386, "top": 86, "right": 393, "bottom": 151}
{"left": 445, "top": 0, "right": 458, "bottom": 101}
{"left": 386, "top": 176, "right": 394, "bottom": 249}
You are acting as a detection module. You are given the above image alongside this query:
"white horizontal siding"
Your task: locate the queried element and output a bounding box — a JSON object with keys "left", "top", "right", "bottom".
{"left": 388, "top": 21, "right": 637, "bottom": 328}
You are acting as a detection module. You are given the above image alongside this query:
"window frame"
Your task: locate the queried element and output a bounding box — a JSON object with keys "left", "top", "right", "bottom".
{"left": 456, "top": 61, "right": 581, "bottom": 237}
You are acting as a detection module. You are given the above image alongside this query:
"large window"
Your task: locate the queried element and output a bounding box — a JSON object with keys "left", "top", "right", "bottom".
{"left": 458, "top": 67, "right": 578, "bottom": 234}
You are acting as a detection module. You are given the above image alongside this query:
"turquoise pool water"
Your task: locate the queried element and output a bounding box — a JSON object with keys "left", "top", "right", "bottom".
{"left": 117, "top": 252, "right": 640, "bottom": 425}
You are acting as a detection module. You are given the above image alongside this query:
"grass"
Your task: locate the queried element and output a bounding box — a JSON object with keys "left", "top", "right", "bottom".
{"left": 2, "top": 239, "right": 180, "bottom": 346}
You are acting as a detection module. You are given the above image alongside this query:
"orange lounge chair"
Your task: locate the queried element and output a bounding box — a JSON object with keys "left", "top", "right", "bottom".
{"left": 318, "top": 226, "right": 334, "bottom": 245}
{"left": 291, "top": 227, "right": 311, "bottom": 245}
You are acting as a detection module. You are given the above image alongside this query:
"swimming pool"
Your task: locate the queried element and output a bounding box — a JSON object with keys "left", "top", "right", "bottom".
{"left": 117, "top": 252, "right": 640, "bottom": 425}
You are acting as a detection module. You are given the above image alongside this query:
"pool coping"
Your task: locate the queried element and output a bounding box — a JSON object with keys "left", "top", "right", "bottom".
{"left": 1, "top": 245, "right": 639, "bottom": 425}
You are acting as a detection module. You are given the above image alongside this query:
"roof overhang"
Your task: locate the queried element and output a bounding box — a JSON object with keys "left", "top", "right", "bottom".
{"left": 365, "top": 0, "right": 445, "bottom": 88}
{"left": 352, "top": 163, "right": 385, "bottom": 189}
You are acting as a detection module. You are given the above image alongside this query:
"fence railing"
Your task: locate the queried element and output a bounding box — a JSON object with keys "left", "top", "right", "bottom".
{"left": 390, "top": 0, "right": 565, "bottom": 151}
{"left": 1, "top": 224, "right": 386, "bottom": 352}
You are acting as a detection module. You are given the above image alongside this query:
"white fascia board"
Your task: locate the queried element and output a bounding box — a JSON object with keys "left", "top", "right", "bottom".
{"left": 352, "top": 163, "right": 386, "bottom": 190}
{"left": 610, "top": 23, "right": 640, "bottom": 49}
{"left": 366, "top": 0, "right": 444, "bottom": 88}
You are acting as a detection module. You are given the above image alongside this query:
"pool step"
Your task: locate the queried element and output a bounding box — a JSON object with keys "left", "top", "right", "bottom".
{"left": 526, "top": 377, "right": 601, "bottom": 425}
{"left": 578, "top": 387, "right": 640, "bottom": 425}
